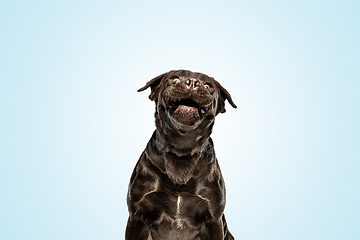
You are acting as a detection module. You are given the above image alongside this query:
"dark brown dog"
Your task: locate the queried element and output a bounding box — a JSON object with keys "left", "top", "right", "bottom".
{"left": 126, "top": 70, "right": 236, "bottom": 240}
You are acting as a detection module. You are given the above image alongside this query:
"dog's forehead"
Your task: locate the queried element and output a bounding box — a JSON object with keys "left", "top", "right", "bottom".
{"left": 172, "top": 70, "right": 213, "bottom": 82}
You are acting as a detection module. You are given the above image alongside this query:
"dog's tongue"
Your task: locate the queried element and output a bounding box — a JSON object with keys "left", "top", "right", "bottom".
{"left": 175, "top": 105, "right": 199, "bottom": 118}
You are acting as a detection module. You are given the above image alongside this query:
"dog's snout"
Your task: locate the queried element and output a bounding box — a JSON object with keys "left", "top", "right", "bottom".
{"left": 185, "top": 78, "right": 202, "bottom": 90}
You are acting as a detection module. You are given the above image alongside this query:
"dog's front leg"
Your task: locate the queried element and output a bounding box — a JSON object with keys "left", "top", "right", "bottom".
{"left": 222, "top": 214, "right": 235, "bottom": 240}
{"left": 125, "top": 217, "right": 150, "bottom": 240}
{"left": 198, "top": 220, "right": 224, "bottom": 240}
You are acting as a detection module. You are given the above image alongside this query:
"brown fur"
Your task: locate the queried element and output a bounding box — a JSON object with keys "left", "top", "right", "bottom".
{"left": 126, "top": 70, "right": 236, "bottom": 240}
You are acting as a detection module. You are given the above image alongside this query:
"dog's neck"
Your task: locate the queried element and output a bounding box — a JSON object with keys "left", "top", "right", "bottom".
{"left": 155, "top": 112, "right": 215, "bottom": 156}
{"left": 147, "top": 111, "right": 216, "bottom": 184}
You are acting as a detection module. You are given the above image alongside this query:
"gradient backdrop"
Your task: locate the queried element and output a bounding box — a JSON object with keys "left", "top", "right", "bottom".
{"left": 1, "top": 1, "right": 359, "bottom": 239}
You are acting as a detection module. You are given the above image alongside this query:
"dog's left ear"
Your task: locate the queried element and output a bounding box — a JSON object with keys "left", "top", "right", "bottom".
{"left": 138, "top": 71, "right": 174, "bottom": 101}
{"left": 214, "top": 80, "right": 237, "bottom": 114}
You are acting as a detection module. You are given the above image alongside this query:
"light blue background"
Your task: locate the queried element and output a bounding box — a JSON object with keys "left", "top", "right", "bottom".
{"left": 1, "top": 1, "right": 359, "bottom": 239}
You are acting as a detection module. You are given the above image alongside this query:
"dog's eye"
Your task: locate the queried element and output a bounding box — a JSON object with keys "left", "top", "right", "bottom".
{"left": 167, "top": 78, "right": 181, "bottom": 87}
{"left": 204, "top": 83, "right": 211, "bottom": 89}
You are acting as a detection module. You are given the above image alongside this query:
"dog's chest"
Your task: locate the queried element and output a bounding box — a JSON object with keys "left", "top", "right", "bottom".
{"left": 167, "top": 192, "right": 210, "bottom": 229}
{"left": 175, "top": 195, "right": 185, "bottom": 228}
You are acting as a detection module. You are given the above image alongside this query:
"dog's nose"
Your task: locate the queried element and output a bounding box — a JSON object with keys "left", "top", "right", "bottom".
{"left": 185, "top": 78, "right": 202, "bottom": 90}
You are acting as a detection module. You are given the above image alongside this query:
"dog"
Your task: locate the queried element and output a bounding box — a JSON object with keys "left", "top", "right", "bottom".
{"left": 126, "top": 70, "right": 237, "bottom": 240}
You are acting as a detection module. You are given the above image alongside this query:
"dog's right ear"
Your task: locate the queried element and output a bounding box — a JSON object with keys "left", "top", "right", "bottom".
{"left": 138, "top": 71, "right": 174, "bottom": 101}
{"left": 214, "top": 80, "right": 237, "bottom": 114}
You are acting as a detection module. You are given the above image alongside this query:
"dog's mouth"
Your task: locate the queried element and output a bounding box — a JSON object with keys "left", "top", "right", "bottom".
{"left": 170, "top": 98, "right": 200, "bottom": 114}
{"left": 167, "top": 98, "right": 208, "bottom": 125}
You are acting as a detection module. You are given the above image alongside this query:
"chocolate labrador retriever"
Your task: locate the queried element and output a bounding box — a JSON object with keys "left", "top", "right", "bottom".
{"left": 126, "top": 70, "right": 236, "bottom": 240}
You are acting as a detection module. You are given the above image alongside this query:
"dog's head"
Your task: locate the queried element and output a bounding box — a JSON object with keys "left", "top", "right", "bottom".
{"left": 138, "top": 70, "right": 237, "bottom": 129}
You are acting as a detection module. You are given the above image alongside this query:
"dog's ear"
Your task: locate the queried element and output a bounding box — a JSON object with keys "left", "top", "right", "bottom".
{"left": 138, "top": 71, "right": 173, "bottom": 101}
{"left": 214, "top": 80, "right": 237, "bottom": 114}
